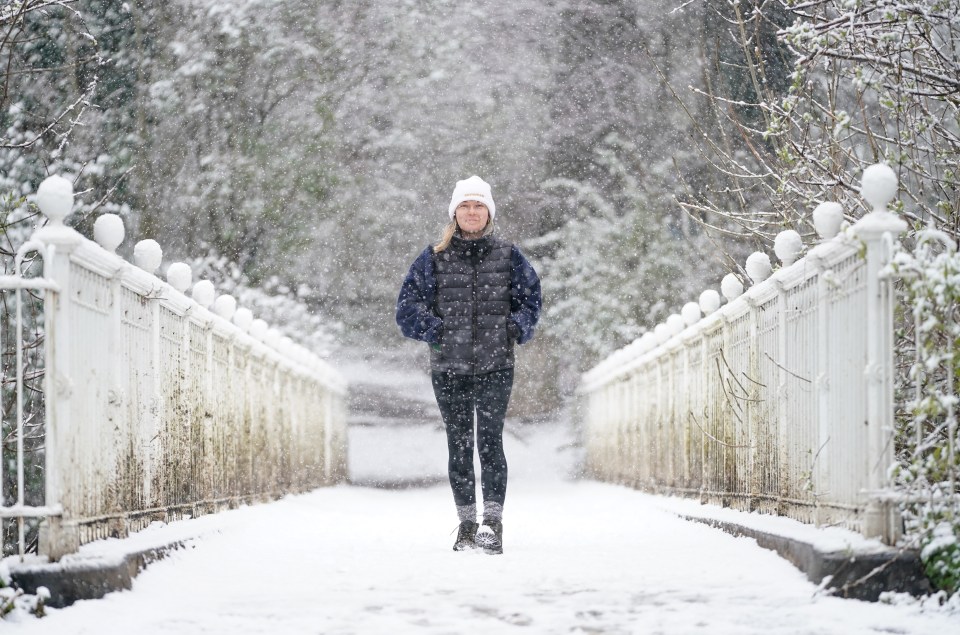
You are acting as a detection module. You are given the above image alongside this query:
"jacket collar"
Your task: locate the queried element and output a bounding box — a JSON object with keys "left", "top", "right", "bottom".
{"left": 449, "top": 234, "right": 494, "bottom": 260}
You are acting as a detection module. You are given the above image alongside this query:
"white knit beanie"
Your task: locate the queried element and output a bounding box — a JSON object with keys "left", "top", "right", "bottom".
{"left": 448, "top": 175, "right": 496, "bottom": 220}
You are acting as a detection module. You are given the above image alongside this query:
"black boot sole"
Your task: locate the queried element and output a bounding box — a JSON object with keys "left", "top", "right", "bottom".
{"left": 475, "top": 533, "right": 502, "bottom": 555}
{"left": 452, "top": 542, "right": 478, "bottom": 551}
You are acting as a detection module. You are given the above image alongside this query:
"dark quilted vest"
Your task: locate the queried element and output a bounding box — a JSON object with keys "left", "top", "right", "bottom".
{"left": 432, "top": 234, "right": 513, "bottom": 375}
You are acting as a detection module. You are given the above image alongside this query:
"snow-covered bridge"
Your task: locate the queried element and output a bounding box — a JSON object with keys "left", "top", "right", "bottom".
{"left": 5, "top": 421, "right": 958, "bottom": 634}
{"left": 1, "top": 170, "right": 957, "bottom": 630}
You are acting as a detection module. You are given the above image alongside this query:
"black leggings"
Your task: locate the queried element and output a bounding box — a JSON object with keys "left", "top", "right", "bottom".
{"left": 431, "top": 368, "right": 514, "bottom": 507}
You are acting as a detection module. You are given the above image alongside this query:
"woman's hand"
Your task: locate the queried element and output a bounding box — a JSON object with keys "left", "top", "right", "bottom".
{"left": 507, "top": 318, "right": 520, "bottom": 344}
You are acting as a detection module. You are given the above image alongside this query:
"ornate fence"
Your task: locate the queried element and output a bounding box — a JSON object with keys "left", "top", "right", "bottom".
{"left": 580, "top": 166, "right": 907, "bottom": 544}
{"left": 0, "top": 176, "right": 348, "bottom": 560}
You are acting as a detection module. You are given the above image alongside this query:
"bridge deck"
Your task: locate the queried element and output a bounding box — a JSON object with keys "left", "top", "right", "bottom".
{"left": 9, "top": 425, "right": 953, "bottom": 634}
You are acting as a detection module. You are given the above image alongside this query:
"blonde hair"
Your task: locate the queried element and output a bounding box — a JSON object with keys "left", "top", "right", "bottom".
{"left": 433, "top": 219, "right": 494, "bottom": 252}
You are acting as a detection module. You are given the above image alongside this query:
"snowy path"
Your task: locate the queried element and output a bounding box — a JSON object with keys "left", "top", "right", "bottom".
{"left": 6, "top": 426, "right": 957, "bottom": 634}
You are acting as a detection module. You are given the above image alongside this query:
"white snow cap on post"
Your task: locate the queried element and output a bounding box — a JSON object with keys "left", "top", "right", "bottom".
{"left": 191, "top": 280, "right": 215, "bottom": 308}
{"left": 855, "top": 163, "right": 908, "bottom": 238}
{"left": 681, "top": 301, "right": 702, "bottom": 326}
{"left": 699, "top": 289, "right": 721, "bottom": 315}
{"left": 639, "top": 331, "right": 656, "bottom": 353}
{"left": 36, "top": 175, "right": 74, "bottom": 225}
{"left": 166, "top": 262, "right": 192, "bottom": 293}
{"left": 860, "top": 163, "right": 898, "bottom": 212}
{"left": 265, "top": 328, "right": 281, "bottom": 348}
{"left": 813, "top": 202, "right": 844, "bottom": 240}
{"left": 93, "top": 213, "right": 125, "bottom": 253}
{"left": 666, "top": 313, "right": 685, "bottom": 337}
{"left": 721, "top": 273, "right": 743, "bottom": 300}
{"left": 133, "top": 239, "right": 162, "bottom": 273}
{"left": 250, "top": 319, "right": 269, "bottom": 341}
{"left": 653, "top": 323, "right": 670, "bottom": 345}
{"left": 745, "top": 252, "right": 772, "bottom": 283}
{"left": 233, "top": 307, "right": 254, "bottom": 331}
{"left": 774, "top": 230, "right": 803, "bottom": 266}
{"left": 213, "top": 294, "right": 237, "bottom": 320}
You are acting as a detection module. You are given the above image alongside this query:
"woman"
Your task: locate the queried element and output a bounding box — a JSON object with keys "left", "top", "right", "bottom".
{"left": 396, "top": 175, "right": 541, "bottom": 555}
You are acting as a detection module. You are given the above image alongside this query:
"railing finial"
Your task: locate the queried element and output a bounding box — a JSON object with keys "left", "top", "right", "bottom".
{"left": 860, "top": 163, "right": 898, "bottom": 213}
{"left": 93, "top": 213, "right": 125, "bottom": 254}
{"left": 166, "top": 262, "right": 193, "bottom": 293}
{"left": 192, "top": 280, "right": 215, "bottom": 308}
{"left": 666, "top": 314, "right": 685, "bottom": 337}
{"left": 681, "top": 301, "right": 702, "bottom": 326}
{"left": 134, "top": 239, "right": 162, "bottom": 273}
{"left": 233, "top": 307, "right": 254, "bottom": 332}
{"left": 854, "top": 164, "right": 908, "bottom": 238}
{"left": 813, "top": 202, "right": 844, "bottom": 240}
{"left": 721, "top": 273, "right": 743, "bottom": 300}
{"left": 250, "top": 318, "right": 269, "bottom": 340}
{"left": 699, "top": 289, "right": 721, "bottom": 315}
{"left": 745, "top": 251, "right": 772, "bottom": 283}
{"left": 774, "top": 230, "right": 803, "bottom": 266}
{"left": 36, "top": 175, "right": 74, "bottom": 226}
{"left": 214, "top": 294, "right": 237, "bottom": 320}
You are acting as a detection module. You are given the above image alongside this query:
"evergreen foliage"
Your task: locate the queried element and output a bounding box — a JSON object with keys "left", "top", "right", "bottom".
{"left": 537, "top": 0, "right": 721, "bottom": 372}
{"left": 890, "top": 231, "right": 960, "bottom": 596}
{"left": 540, "top": 134, "right": 694, "bottom": 365}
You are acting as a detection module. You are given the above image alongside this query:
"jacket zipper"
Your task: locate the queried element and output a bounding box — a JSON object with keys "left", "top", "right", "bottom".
{"left": 472, "top": 262, "right": 479, "bottom": 372}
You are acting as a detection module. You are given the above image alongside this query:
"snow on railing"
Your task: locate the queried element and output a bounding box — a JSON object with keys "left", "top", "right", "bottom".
{"left": 0, "top": 176, "right": 348, "bottom": 561}
{"left": 580, "top": 164, "right": 907, "bottom": 545}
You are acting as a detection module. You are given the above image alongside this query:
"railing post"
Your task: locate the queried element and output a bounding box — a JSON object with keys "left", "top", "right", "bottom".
{"left": 145, "top": 297, "right": 161, "bottom": 507}
{"left": 774, "top": 281, "right": 789, "bottom": 516}
{"left": 107, "top": 266, "right": 125, "bottom": 526}
{"left": 34, "top": 223, "right": 84, "bottom": 560}
{"left": 181, "top": 308, "right": 193, "bottom": 512}
{"left": 745, "top": 299, "right": 764, "bottom": 510}
{"left": 620, "top": 380, "right": 627, "bottom": 485}
{"left": 855, "top": 165, "right": 908, "bottom": 544}
{"left": 654, "top": 357, "right": 663, "bottom": 492}
{"left": 743, "top": 307, "right": 760, "bottom": 511}
{"left": 811, "top": 254, "right": 831, "bottom": 527}
{"left": 681, "top": 344, "right": 690, "bottom": 489}
{"left": 699, "top": 332, "right": 710, "bottom": 503}
{"left": 632, "top": 372, "right": 642, "bottom": 488}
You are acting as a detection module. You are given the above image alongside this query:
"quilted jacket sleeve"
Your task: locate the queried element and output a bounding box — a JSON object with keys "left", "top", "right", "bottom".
{"left": 396, "top": 247, "right": 443, "bottom": 344}
{"left": 509, "top": 245, "right": 542, "bottom": 345}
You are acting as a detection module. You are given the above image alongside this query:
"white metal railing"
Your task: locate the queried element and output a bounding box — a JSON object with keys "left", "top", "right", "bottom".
{"left": 580, "top": 165, "right": 907, "bottom": 544}
{"left": 1, "top": 176, "right": 348, "bottom": 560}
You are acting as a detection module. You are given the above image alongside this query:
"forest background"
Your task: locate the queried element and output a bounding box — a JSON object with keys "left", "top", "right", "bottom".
{"left": 1, "top": 0, "right": 782, "bottom": 416}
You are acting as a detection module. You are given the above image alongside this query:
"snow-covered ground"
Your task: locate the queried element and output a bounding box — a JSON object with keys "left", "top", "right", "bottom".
{"left": 3, "top": 422, "right": 957, "bottom": 634}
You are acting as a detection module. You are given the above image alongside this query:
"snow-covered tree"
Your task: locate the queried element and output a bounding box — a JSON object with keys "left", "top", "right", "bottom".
{"left": 536, "top": 0, "right": 720, "bottom": 373}
{"left": 540, "top": 134, "right": 695, "bottom": 368}
{"left": 129, "top": 0, "right": 342, "bottom": 284}
{"left": 682, "top": 0, "right": 959, "bottom": 242}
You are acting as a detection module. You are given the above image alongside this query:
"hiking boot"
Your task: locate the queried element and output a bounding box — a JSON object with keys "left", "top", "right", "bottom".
{"left": 475, "top": 521, "right": 503, "bottom": 555}
{"left": 453, "top": 520, "right": 479, "bottom": 551}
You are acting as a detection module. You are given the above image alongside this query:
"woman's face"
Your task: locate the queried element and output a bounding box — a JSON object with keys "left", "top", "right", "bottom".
{"left": 455, "top": 200, "right": 490, "bottom": 236}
